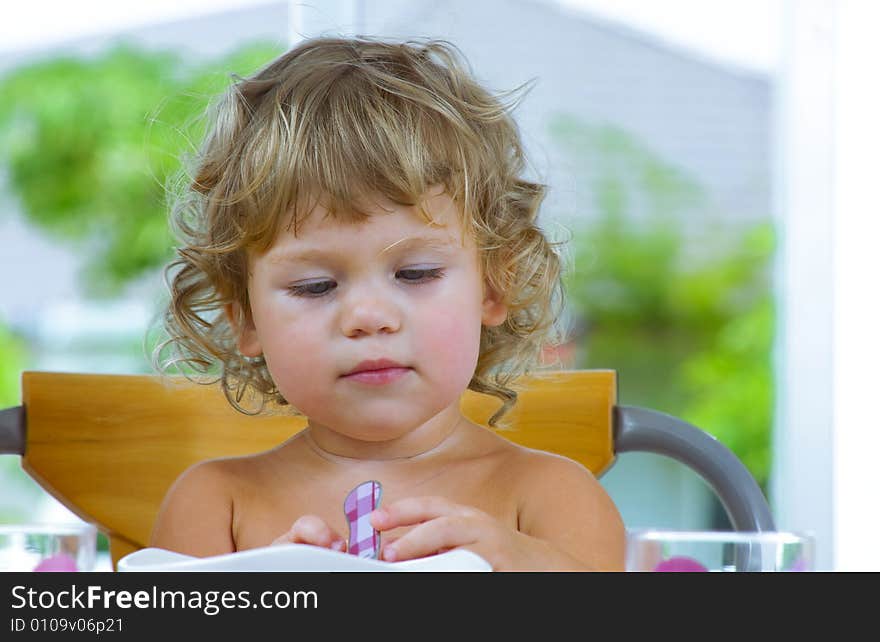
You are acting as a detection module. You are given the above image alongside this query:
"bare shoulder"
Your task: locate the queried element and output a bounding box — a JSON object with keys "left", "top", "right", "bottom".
{"left": 500, "top": 444, "right": 602, "bottom": 505}
{"left": 149, "top": 456, "right": 251, "bottom": 557}
{"left": 501, "top": 441, "right": 626, "bottom": 571}
{"left": 467, "top": 424, "right": 604, "bottom": 490}
{"left": 162, "top": 456, "right": 244, "bottom": 499}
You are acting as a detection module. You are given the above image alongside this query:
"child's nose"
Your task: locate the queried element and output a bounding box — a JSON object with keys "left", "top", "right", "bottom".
{"left": 339, "top": 287, "right": 402, "bottom": 337}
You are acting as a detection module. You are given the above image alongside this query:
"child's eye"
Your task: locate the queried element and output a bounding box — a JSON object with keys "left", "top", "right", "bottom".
{"left": 287, "top": 281, "right": 336, "bottom": 297}
{"left": 396, "top": 267, "right": 445, "bottom": 282}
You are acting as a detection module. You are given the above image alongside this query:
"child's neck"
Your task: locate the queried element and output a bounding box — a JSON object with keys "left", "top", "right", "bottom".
{"left": 303, "top": 414, "right": 464, "bottom": 463}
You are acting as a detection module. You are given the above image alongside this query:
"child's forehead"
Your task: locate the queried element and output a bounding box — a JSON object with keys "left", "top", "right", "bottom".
{"left": 265, "top": 232, "right": 465, "bottom": 268}
{"left": 281, "top": 189, "right": 468, "bottom": 244}
{"left": 260, "top": 191, "right": 475, "bottom": 265}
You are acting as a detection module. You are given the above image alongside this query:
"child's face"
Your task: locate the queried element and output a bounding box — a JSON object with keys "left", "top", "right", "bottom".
{"left": 236, "top": 188, "right": 507, "bottom": 443}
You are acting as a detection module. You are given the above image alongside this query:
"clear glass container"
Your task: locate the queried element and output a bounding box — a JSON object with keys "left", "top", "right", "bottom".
{"left": 626, "top": 529, "right": 815, "bottom": 572}
{"left": 0, "top": 523, "right": 97, "bottom": 572}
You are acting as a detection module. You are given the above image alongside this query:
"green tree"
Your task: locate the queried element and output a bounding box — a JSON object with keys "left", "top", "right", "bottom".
{"left": 0, "top": 323, "right": 30, "bottom": 522}
{"left": 0, "top": 324, "right": 26, "bottom": 407}
{"left": 550, "top": 115, "right": 775, "bottom": 491}
{"left": 0, "top": 41, "right": 284, "bottom": 293}
{"left": 0, "top": 42, "right": 284, "bottom": 527}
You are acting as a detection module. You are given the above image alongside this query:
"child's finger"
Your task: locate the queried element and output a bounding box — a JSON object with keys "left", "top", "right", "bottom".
{"left": 371, "top": 496, "right": 471, "bottom": 530}
{"left": 273, "top": 515, "right": 346, "bottom": 551}
{"left": 380, "top": 517, "right": 476, "bottom": 562}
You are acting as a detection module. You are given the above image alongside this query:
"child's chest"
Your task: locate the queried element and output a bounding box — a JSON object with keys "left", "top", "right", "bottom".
{"left": 230, "top": 461, "right": 519, "bottom": 551}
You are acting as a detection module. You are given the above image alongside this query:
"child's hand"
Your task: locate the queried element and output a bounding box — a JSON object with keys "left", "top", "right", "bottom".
{"left": 271, "top": 515, "right": 347, "bottom": 552}
{"left": 370, "top": 496, "right": 585, "bottom": 571}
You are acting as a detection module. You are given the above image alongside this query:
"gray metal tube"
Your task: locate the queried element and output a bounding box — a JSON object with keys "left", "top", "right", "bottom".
{"left": 0, "top": 405, "right": 25, "bottom": 455}
{"left": 614, "top": 405, "right": 775, "bottom": 532}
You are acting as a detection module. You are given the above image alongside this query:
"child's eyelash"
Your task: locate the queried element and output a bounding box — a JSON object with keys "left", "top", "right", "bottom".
{"left": 288, "top": 281, "right": 336, "bottom": 297}
{"left": 287, "top": 267, "right": 445, "bottom": 298}
{"left": 397, "top": 267, "right": 445, "bottom": 282}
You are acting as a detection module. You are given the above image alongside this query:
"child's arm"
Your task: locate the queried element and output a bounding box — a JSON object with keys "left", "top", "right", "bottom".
{"left": 514, "top": 454, "right": 626, "bottom": 571}
{"left": 370, "top": 454, "right": 626, "bottom": 571}
{"left": 149, "top": 461, "right": 236, "bottom": 557}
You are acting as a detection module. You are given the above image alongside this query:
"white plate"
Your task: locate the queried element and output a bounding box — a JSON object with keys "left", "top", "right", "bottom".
{"left": 117, "top": 544, "right": 492, "bottom": 572}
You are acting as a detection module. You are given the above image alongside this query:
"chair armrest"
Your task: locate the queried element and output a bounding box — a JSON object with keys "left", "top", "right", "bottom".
{"left": 0, "top": 405, "right": 25, "bottom": 455}
{"left": 613, "top": 405, "right": 775, "bottom": 532}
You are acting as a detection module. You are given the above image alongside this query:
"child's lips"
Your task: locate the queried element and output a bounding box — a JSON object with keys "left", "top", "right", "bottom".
{"left": 341, "top": 367, "right": 412, "bottom": 385}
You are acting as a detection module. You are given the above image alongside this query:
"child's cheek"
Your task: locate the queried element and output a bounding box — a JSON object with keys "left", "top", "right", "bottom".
{"left": 418, "top": 306, "right": 482, "bottom": 389}
{"left": 262, "top": 336, "right": 332, "bottom": 413}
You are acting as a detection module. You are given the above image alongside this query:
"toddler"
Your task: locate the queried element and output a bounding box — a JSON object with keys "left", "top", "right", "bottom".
{"left": 150, "top": 36, "right": 624, "bottom": 570}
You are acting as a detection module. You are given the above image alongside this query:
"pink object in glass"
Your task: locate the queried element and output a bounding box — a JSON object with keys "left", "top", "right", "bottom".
{"left": 653, "top": 556, "right": 708, "bottom": 572}
{"left": 33, "top": 553, "right": 79, "bottom": 572}
{"left": 344, "top": 481, "right": 382, "bottom": 558}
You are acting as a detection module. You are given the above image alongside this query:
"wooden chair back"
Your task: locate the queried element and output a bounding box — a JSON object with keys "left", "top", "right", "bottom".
{"left": 18, "top": 370, "right": 617, "bottom": 567}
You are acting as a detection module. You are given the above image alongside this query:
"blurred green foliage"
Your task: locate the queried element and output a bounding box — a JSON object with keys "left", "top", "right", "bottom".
{"left": 0, "top": 322, "right": 28, "bottom": 522}
{"left": 0, "top": 42, "right": 283, "bottom": 526}
{"left": 0, "top": 323, "right": 26, "bottom": 407}
{"left": 551, "top": 115, "right": 774, "bottom": 490}
{"left": 0, "top": 41, "right": 284, "bottom": 294}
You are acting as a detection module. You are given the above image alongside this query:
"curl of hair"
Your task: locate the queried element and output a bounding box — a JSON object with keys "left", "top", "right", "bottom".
{"left": 155, "top": 36, "right": 565, "bottom": 425}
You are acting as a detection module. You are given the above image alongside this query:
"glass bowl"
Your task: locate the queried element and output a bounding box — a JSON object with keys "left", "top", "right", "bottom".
{"left": 0, "top": 523, "right": 97, "bottom": 572}
{"left": 626, "top": 529, "right": 816, "bottom": 572}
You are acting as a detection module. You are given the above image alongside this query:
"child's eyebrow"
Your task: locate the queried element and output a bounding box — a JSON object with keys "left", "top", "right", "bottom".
{"left": 270, "top": 236, "right": 460, "bottom": 264}
{"left": 378, "top": 235, "right": 461, "bottom": 255}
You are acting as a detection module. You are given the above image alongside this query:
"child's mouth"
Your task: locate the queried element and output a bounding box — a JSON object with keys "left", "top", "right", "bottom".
{"left": 341, "top": 367, "right": 412, "bottom": 385}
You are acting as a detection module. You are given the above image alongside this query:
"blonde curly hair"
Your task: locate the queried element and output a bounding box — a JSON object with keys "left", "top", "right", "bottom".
{"left": 156, "top": 36, "right": 565, "bottom": 426}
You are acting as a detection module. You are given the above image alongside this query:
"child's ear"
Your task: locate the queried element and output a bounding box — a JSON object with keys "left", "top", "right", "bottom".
{"left": 481, "top": 283, "right": 508, "bottom": 327}
{"left": 225, "top": 302, "right": 262, "bottom": 357}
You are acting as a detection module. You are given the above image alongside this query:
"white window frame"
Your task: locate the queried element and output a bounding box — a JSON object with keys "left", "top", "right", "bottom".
{"left": 775, "top": 0, "right": 880, "bottom": 571}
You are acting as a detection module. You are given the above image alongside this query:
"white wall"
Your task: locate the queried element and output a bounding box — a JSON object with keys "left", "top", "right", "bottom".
{"left": 772, "top": 0, "right": 835, "bottom": 570}
{"left": 830, "top": 0, "right": 880, "bottom": 572}
{"left": 774, "top": 0, "right": 880, "bottom": 571}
